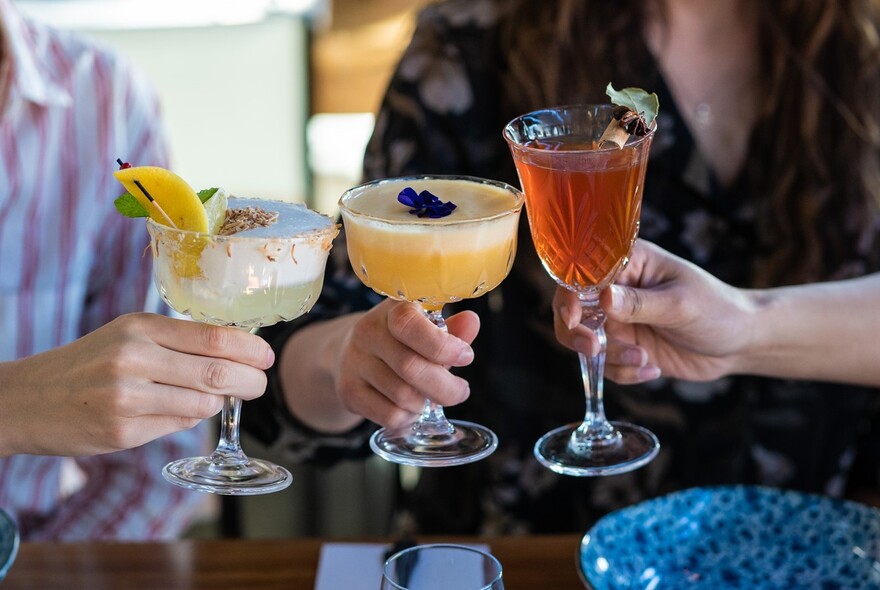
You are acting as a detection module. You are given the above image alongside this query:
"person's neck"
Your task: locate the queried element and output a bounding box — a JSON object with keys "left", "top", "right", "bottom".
{"left": 645, "top": 0, "right": 761, "bottom": 187}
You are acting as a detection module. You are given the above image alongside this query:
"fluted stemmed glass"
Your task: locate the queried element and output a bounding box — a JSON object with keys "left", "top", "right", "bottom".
{"left": 339, "top": 175, "right": 523, "bottom": 467}
{"left": 147, "top": 198, "right": 337, "bottom": 494}
{"left": 504, "top": 104, "right": 660, "bottom": 476}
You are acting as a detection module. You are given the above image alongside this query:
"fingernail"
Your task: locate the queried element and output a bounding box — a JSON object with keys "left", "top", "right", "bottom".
{"left": 266, "top": 347, "right": 276, "bottom": 366}
{"left": 558, "top": 305, "right": 574, "bottom": 330}
{"left": 621, "top": 348, "right": 646, "bottom": 366}
{"left": 457, "top": 346, "right": 474, "bottom": 365}
{"left": 610, "top": 285, "right": 624, "bottom": 312}
{"left": 637, "top": 365, "right": 661, "bottom": 380}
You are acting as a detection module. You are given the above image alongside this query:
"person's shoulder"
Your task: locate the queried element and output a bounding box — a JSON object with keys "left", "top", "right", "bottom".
{"left": 21, "top": 14, "right": 151, "bottom": 93}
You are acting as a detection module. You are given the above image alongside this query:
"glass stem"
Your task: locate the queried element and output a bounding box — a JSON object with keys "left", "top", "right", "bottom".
{"left": 210, "top": 326, "right": 256, "bottom": 465}
{"left": 572, "top": 293, "right": 619, "bottom": 448}
{"left": 412, "top": 309, "right": 456, "bottom": 438}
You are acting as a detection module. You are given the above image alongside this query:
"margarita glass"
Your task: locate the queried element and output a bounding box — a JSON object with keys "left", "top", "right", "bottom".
{"left": 147, "top": 196, "right": 337, "bottom": 494}
{"left": 339, "top": 176, "right": 523, "bottom": 467}
{"left": 504, "top": 104, "right": 660, "bottom": 476}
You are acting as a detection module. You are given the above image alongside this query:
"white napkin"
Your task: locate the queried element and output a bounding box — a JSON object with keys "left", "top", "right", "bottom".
{"left": 314, "top": 542, "right": 492, "bottom": 590}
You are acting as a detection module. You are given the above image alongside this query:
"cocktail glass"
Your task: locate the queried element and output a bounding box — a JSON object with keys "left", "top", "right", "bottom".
{"left": 338, "top": 176, "right": 523, "bottom": 467}
{"left": 504, "top": 104, "right": 660, "bottom": 476}
{"left": 147, "top": 198, "right": 337, "bottom": 494}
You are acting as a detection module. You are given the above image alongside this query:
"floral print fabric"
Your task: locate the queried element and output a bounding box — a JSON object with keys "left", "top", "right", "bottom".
{"left": 251, "top": 0, "right": 880, "bottom": 535}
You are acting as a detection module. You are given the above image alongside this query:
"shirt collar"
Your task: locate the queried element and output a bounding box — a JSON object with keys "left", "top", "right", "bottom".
{"left": 0, "top": 0, "right": 72, "bottom": 111}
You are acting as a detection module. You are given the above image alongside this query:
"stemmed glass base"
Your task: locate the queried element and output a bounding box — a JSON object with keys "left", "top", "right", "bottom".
{"left": 162, "top": 393, "right": 292, "bottom": 495}
{"left": 370, "top": 419, "right": 498, "bottom": 467}
{"left": 532, "top": 293, "right": 659, "bottom": 477}
{"left": 162, "top": 454, "right": 292, "bottom": 496}
{"left": 534, "top": 421, "right": 659, "bottom": 477}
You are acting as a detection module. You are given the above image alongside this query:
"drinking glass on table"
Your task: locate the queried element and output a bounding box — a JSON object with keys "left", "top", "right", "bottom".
{"left": 339, "top": 176, "right": 523, "bottom": 467}
{"left": 147, "top": 198, "right": 337, "bottom": 494}
{"left": 504, "top": 104, "right": 660, "bottom": 476}
{"left": 382, "top": 544, "right": 504, "bottom": 590}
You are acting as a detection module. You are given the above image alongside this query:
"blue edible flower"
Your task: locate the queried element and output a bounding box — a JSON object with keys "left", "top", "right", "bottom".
{"left": 397, "top": 187, "right": 457, "bottom": 218}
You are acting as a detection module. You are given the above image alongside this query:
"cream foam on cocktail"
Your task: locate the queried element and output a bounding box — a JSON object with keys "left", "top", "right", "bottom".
{"left": 149, "top": 196, "right": 336, "bottom": 328}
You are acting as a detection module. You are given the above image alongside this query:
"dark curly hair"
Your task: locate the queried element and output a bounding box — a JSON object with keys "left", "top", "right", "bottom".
{"left": 499, "top": 0, "right": 880, "bottom": 287}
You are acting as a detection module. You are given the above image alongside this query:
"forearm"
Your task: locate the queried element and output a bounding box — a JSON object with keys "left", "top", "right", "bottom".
{"left": 738, "top": 274, "right": 880, "bottom": 386}
{"left": 0, "top": 360, "right": 28, "bottom": 456}
{"left": 278, "top": 314, "right": 365, "bottom": 433}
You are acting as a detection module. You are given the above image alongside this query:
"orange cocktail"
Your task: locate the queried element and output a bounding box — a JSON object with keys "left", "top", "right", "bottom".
{"left": 504, "top": 103, "right": 659, "bottom": 477}
{"left": 341, "top": 177, "right": 521, "bottom": 311}
{"left": 515, "top": 139, "right": 645, "bottom": 290}
{"left": 339, "top": 175, "right": 523, "bottom": 467}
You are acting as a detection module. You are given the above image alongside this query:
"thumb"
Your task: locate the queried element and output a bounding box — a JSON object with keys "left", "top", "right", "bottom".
{"left": 606, "top": 284, "right": 668, "bottom": 325}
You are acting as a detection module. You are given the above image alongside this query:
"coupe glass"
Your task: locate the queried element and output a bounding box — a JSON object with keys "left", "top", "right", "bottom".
{"left": 504, "top": 104, "right": 660, "bottom": 476}
{"left": 146, "top": 200, "right": 337, "bottom": 494}
{"left": 339, "top": 176, "right": 523, "bottom": 467}
{"left": 382, "top": 544, "right": 504, "bottom": 590}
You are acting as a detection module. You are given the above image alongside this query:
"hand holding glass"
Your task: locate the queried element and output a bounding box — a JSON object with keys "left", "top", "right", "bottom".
{"left": 504, "top": 104, "right": 660, "bottom": 476}
{"left": 339, "top": 176, "right": 523, "bottom": 467}
{"left": 147, "top": 199, "right": 337, "bottom": 494}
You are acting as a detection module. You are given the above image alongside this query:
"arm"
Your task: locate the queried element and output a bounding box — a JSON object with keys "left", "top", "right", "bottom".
{"left": 553, "top": 239, "right": 880, "bottom": 387}
{"left": 24, "top": 53, "right": 267, "bottom": 540}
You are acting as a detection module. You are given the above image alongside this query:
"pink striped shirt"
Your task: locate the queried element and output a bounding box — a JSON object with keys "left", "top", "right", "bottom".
{"left": 0, "top": 0, "right": 208, "bottom": 540}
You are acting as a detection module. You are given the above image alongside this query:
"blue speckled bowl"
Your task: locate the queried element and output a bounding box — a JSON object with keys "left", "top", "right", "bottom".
{"left": 579, "top": 485, "right": 880, "bottom": 590}
{"left": 0, "top": 507, "right": 19, "bottom": 581}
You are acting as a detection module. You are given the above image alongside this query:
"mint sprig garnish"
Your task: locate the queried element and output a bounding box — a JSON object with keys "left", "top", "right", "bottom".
{"left": 198, "top": 187, "right": 219, "bottom": 204}
{"left": 115, "top": 187, "right": 222, "bottom": 219}
{"left": 606, "top": 83, "right": 659, "bottom": 127}
{"left": 114, "top": 193, "right": 148, "bottom": 218}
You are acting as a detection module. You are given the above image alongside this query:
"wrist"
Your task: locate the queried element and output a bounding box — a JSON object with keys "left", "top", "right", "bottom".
{"left": 282, "top": 315, "right": 364, "bottom": 433}
{"left": 732, "top": 287, "right": 784, "bottom": 376}
{"left": 0, "top": 360, "right": 28, "bottom": 456}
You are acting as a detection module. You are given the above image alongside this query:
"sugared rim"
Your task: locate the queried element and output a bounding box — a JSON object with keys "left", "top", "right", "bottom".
{"left": 502, "top": 103, "right": 657, "bottom": 153}
{"left": 338, "top": 174, "right": 524, "bottom": 226}
{"left": 146, "top": 196, "right": 339, "bottom": 241}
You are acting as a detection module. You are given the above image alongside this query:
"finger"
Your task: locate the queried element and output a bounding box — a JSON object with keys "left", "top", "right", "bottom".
{"left": 605, "top": 342, "right": 649, "bottom": 367}
{"left": 138, "top": 315, "right": 275, "bottom": 369}
{"left": 605, "top": 363, "right": 662, "bottom": 385}
{"left": 382, "top": 340, "right": 471, "bottom": 407}
{"left": 444, "top": 311, "right": 480, "bottom": 346}
{"left": 351, "top": 354, "right": 429, "bottom": 415}
{"left": 552, "top": 287, "right": 583, "bottom": 330}
{"left": 605, "top": 284, "right": 674, "bottom": 326}
{"left": 386, "top": 304, "right": 474, "bottom": 368}
{"left": 140, "top": 346, "right": 269, "bottom": 398}
{"left": 114, "top": 415, "right": 205, "bottom": 451}
{"left": 339, "top": 378, "right": 419, "bottom": 429}
{"left": 129, "top": 384, "right": 226, "bottom": 420}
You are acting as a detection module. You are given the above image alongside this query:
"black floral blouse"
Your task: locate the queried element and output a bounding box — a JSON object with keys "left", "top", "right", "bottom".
{"left": 249, "top": 0, "right": 880, "bottom": 535}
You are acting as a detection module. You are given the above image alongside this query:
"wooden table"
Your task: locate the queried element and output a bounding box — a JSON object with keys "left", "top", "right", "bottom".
{"left": 1, "top": 534, "right": 587, "bottom": 589}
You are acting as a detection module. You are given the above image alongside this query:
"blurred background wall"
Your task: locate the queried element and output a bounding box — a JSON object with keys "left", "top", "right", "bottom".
{"left": 14, "top": 0, "right": 433, "bottom": 538}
